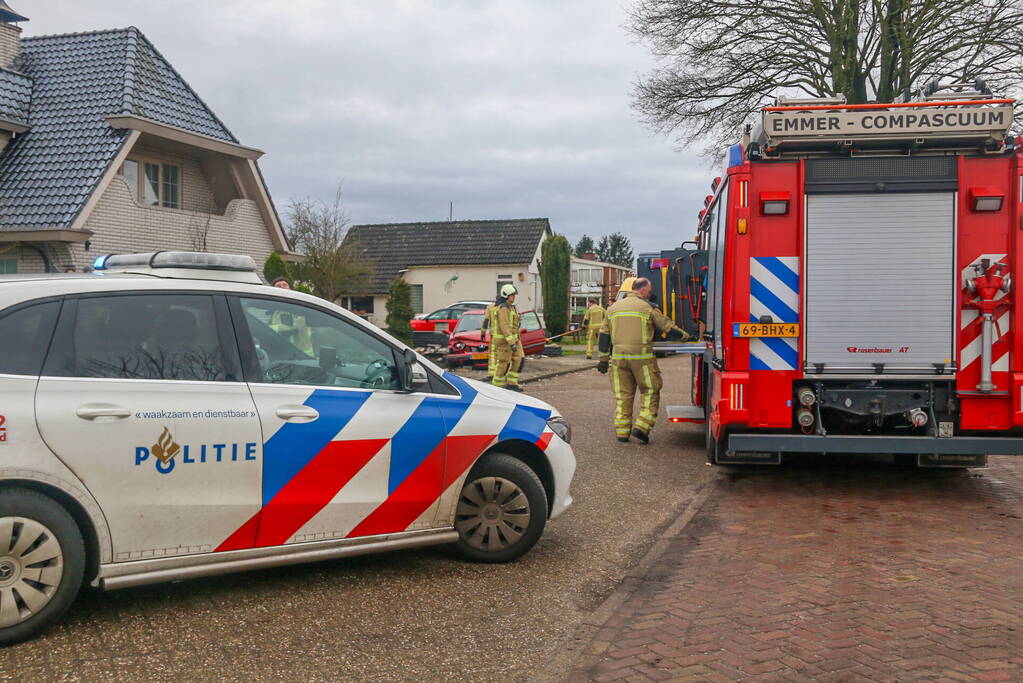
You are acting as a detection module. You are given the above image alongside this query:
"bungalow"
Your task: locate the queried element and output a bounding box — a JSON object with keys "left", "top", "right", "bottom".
{"left": 344, "top": 218, "right": 551, "bottom": 327}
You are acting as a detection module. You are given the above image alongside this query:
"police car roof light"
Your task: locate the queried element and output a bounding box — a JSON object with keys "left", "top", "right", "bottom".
{"left": 98, "top": 251, "right": 257, "bottom": 273}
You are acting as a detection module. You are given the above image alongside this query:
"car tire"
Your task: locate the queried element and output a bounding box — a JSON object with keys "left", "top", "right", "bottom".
{"left": 453, "top": 454, "right": 548, "bottom": 563}
{"left": 0, "top": 488, "right": 85, "bottom": 646}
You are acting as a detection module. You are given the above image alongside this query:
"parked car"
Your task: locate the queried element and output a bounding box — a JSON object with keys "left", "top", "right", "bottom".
{"left": 447, "top": 309, "right": 547, "bottom": 367}
{"left": 0, "top": 252, "right": 575, "bottom": 644}
{"left": 411, "top": 300, "right": 492, "bottom": 327}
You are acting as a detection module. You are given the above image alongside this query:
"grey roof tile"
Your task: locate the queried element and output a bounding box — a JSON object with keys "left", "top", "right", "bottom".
{"left": 0, "top": 67, "right": 30, "bottom": 124}
{"left": 346, "top": 218, "right": 551, "bottom": 294}
{"left": 0, "top": 27, "right": 237, "bottom": 230}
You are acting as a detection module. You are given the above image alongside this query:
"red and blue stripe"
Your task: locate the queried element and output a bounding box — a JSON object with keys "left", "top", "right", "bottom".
{"left": 218, "top": 374, "right": 552, "bottom": 551}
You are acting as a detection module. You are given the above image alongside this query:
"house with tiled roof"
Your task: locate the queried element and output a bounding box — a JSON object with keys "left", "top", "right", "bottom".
{"left": 0, "top": 4, "right": 296, "bottom": 274}
{"left": 344, "top": 218, "right": 551, "bottom": 326}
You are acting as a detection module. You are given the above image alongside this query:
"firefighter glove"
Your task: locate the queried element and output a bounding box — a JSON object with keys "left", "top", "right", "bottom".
{"left": 667, "top": 327, "right": 688, "bottom": 341}
{"left": 596, "top": 360, "right": 609, "bottom": 374}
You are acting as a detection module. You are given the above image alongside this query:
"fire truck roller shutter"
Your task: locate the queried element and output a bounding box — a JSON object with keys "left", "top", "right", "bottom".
{"left": 805, "top": 192, "right": 955, "bottom": 373}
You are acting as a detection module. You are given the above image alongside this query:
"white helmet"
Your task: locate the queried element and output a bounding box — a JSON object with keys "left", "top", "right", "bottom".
{"left": 500, "top": 284, "right": 517, "bottom": 297}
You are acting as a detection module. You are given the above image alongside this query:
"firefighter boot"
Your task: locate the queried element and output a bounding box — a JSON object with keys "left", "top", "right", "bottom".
{"left": 631, "top": 428, "right": 650, "bottom": 445}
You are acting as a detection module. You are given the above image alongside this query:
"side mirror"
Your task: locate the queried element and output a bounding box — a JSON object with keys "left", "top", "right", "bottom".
{"left": 400, "top": 348, "right": 429, "bottom": 392}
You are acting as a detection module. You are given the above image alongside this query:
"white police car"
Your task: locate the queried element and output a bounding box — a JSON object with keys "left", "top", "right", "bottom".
{"left": 0, "top": 252, "right": 575, "bottom": 644}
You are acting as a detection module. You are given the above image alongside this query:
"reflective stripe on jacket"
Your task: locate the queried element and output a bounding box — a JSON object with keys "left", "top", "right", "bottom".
{"left": 495, "top": 302, "right": 520, "bottom": 344}
{"left": 599, "top": 292, "right": 680, "bottom": 360}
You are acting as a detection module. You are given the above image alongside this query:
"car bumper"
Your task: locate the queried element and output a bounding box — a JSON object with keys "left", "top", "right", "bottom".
{"left": 544, "top": 433, "right": 576, "bottom": 520}
{"left": 447, "top": 351, "right": 489, "bottom": 366}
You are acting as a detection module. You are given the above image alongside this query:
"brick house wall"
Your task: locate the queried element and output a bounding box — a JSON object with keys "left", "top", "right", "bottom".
{"left": 12, "top": 175, "right": 276, "bottom": 274}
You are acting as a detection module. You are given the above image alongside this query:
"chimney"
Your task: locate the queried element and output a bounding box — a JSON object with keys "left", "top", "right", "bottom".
{"left": 581, "top": 252, "right": 596, "bottom": 261}
{"left": 0, "top": 1, "right": 27, "bottom": 71}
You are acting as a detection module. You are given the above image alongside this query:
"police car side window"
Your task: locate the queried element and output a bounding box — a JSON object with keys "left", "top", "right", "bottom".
{"left": 240, "top": 298, "right": 400, "bottom": 390}
{"left": 57, "top": 295, "right": 227, "bottom": 381}
{"left": 0, "top": 300, "right": 60, "bottom": 376}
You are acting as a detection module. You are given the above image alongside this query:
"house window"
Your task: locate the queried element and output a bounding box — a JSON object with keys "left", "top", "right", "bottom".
{"left": 0, "top": 259, "right": 16, "bottom": 274}
{"left": 340, "top": 296, "right": 375, "bottom": 316}
{"left": 120, "top": 157, "right": 181, "bottom": 209}
{"left": 410, "top": 284, "right": 424, "bottom": 314}
{"left": 496, "top": 274, "right": 513, "bottom": 298}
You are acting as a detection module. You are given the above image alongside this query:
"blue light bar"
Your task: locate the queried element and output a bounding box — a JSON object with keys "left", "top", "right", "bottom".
{"left": 726, "top": 143, "right": 744, "bottom": 169}
{"left": 93, "top": 255, "right": 111, "bottom": 270}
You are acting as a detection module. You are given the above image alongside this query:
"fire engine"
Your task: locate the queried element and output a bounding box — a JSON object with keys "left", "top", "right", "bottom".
{"left": 664, "top": 80, "right": 1023, "bottom": 466}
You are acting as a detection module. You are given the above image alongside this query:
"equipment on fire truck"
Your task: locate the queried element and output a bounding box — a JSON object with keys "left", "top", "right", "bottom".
{"left": 964, "top": 259, "right": 1012, "bottom": 393}
{"left": 669, "top": 80, "right": 1023, "bottom": 467}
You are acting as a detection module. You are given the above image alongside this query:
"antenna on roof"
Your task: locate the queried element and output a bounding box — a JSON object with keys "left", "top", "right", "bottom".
{"left": 449, "top": 201, "right": 453, "bottom": 222}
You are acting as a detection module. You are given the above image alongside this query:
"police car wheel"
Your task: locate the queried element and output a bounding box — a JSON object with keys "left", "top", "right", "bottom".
{"left": 0, "top": 488, "right": 85, "bottom": 646}
{"left": 454, "top": 454, "right": 547, "bottom": 563}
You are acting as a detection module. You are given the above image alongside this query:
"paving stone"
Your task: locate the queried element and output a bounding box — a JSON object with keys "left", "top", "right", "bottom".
{"left": 566, "top": 456, "right": 1023, "bottom": 681}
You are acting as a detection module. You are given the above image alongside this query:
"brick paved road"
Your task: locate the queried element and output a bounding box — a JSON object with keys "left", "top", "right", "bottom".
{"left": 566, "top": 455, "right": 1023, "bottom": 681}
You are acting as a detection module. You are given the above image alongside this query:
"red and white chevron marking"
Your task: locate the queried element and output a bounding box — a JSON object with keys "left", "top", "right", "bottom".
{"left": 960, "top": 253, "right": 1010, "bottom": 372}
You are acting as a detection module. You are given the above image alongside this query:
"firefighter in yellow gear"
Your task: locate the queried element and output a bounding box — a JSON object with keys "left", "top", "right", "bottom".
{"left": 583, "top": 299, "right": 605, "bottom": 359}
{"left": 491, "top": 284, "right": 524, "bottom": 392}
{"left": 598, "top": 277, "right": 689, "bottom": 444}
{"left": 482, "top": 300, "right": 501, "bottom": 380}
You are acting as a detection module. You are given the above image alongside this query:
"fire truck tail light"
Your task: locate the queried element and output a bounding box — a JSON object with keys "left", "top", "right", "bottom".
{"left": 737, "top": 218, "right": 748, "bottom": 234}
{"left": 969, "top": 187, "right": 1003, "bottom": 212}
{"left": 759, "top": 191, "right": 790, "bottom": 215}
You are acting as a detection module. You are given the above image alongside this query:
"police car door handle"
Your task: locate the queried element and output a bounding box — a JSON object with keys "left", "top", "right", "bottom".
{"left": 75, "top": 404, "right": 132, "bottom": 421}
{"left": 275, "top": 405, "right": 320, "bottom": 423}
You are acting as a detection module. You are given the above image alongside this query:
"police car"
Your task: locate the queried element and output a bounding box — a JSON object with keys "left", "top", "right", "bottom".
{"left": 0, "top": 252, "right": 575, "bottom": 644}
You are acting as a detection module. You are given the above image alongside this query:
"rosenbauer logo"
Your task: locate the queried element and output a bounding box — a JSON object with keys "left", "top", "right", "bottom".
{"left": 135, "top": 426, "right": 257, "bottom": 474}
{"left": 846, "top": 346, "right": 910, "bottom": 354}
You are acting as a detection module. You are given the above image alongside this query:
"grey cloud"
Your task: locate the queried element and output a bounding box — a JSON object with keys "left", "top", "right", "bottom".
{"left": 27, "top": 0, "right": 717, "bottom": 256}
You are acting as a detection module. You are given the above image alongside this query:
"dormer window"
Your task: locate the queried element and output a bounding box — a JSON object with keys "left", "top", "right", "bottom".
{"left": 120, "top": 157, "right": 180, "bottom": 209}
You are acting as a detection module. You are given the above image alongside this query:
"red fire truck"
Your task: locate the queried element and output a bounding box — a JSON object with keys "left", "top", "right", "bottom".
{"left": 669, "top": 81, "right": 1023, "bottom": 466}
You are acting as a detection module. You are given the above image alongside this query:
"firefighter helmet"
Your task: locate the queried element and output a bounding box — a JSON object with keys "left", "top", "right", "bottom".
{"left": 500, "top": 284, "right": 517, "bottom": 298}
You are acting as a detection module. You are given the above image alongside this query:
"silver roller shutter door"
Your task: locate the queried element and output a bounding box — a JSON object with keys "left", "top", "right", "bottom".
{"left": 805, "top": 192, "right": 955, "bottom": 373}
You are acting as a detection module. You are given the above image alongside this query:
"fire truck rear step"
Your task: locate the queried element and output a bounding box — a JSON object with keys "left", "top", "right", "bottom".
{"left": 667, "top": 405, "right": 705, "bottom": 424}
{"left": 728, "top": 433, "right": 1022, "bottom": 456}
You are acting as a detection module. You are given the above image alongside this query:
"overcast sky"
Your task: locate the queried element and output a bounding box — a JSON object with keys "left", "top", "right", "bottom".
{"left": 26, "top": 0, "right": 713, "bottom": 257}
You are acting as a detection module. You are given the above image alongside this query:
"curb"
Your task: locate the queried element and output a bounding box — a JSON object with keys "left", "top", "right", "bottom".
{"left": 533, "top": 481, "right": 720, "bottom": 682}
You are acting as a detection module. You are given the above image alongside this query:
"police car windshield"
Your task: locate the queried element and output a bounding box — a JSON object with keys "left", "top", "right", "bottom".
{"left": 454, "top": 313, "right": 484, "bottom": 333}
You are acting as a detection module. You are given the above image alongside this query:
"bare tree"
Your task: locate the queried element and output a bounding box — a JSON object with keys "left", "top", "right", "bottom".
{"left": 187, "top": 179, "right": 218, "bottom": 252}
{"left": 286, "top": 186, "right": 370, "bottom": 302}
{"left": 628, "top": 0, "right": 1023, "bottom": 152}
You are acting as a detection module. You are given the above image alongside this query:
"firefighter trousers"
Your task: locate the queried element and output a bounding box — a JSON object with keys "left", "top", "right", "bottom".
{"left": 492, "top": 341, "right": 524, "bottom": 387}
{"left": 586, "top": 326, "right": 600, "bottom": 357}
{"left": 487, "top": 332, "right": 498, "bottom": 377}
{"left": 610, "top": 358, "right": 662, "bottom": 437}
